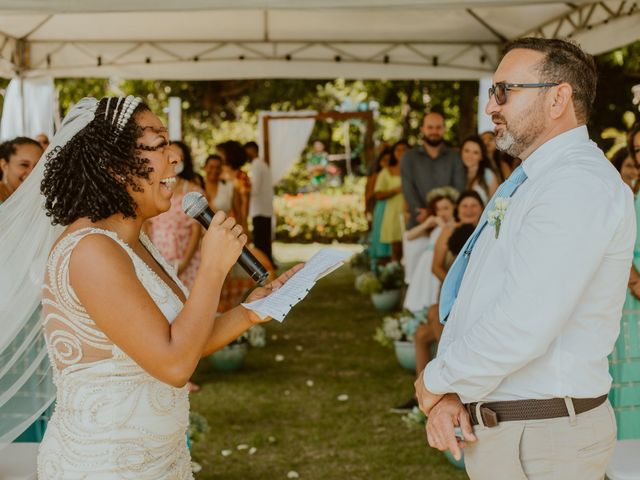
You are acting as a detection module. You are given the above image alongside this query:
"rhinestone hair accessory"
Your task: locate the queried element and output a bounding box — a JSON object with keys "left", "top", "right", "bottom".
{"left": 113, "top": 95, "right": 142, "bottom": 139}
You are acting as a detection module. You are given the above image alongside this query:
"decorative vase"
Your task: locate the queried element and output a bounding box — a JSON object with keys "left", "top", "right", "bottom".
{"left": 393, "top": 340, "right": 416, "bottom": 371}
{"left": 443, "top": 449, "right": 466, "bottom": 470}
{"left": 371, "top": 289, "right": 400, "bottom": 311}
{"left": 209, "top": 343, "right": 248, "bottom": 372}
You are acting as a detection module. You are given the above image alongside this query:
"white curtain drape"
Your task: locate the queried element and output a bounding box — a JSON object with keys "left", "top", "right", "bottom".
{"left": 0, "top": 76, "right": 58, "bottom": 141}
{"left": 257, "top": 110, "right": 317, "bottom": 185}
{"left": 477, "top": 77, "right": 493, "bottom": 135}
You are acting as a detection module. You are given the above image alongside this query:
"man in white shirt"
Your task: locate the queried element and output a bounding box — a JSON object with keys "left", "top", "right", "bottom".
{"left": 245, "top": 141, "right": 275, "bottom": 265}
{"left": 415, "top": 38, "right": 636, "bottom": 479}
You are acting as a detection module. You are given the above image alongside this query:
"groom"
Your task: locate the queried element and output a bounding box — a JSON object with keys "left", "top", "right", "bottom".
{"left": 415, "top": 37, "right": 635, "bottom": 479}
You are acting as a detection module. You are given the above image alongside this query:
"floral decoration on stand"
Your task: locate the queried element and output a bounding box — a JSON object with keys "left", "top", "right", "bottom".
{"left": 233, "top": 324, "right": 267, "bottom": 348}
{"left": 373, "top": 310, "right": 426, "bottom": 348}
{"left": 355, "top": 261, "right": 404, "bottom": 294}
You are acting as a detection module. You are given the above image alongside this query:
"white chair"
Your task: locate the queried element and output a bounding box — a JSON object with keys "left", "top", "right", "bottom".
{"left": 0, "top": 443, "right": 39, "bottom": 480}
{"left": 606, "top": 439, "right": 640, "bottom": 480}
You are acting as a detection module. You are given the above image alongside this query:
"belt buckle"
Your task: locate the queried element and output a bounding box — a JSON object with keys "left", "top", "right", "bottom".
{"left": 480, "top": 406, "right": 499, "bottom": 428}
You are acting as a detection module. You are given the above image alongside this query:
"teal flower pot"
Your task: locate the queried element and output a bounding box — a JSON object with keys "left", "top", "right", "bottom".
{"left": 393, "top": 340, "right": 416, "bottom": 371}
{"left": 209, "top": 343, "right": 247, "bottom": 372}
{"left": 371, "top": 289, "right": 400, "bottom": 311}
{"left": 444, "top": 449, "right": 466, "bottom": 470}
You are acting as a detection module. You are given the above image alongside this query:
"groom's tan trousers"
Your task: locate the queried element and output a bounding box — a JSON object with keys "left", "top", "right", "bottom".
{"left": 463, "top": 400, "right": 616, "bottom": 480}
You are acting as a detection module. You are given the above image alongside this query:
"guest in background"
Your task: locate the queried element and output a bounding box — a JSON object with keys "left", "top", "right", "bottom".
{"left": 170, "top": 140, "right": 205, "bottom": 190}
{"left": 611, "top": 147, "right": 638, "bottom": 191}
{"left": 609, "top": 140, "right": 640, "bottom": 439}
{"left": 0, "top": 137, "right": 43, "bottom": 204}
{"left": 204, "top": 154, "right": 235, "bottom": 215}
{"left": 374, "top": 141, "right": 405, "bottom": 261}
{"left": 218, "top": 140, "right": 251, "bottom": 233}
{"left": 401, "top": 112, "right": 465, "bottom": 228}
{"left": 367, "top": 148, "right": 392, "bottom": 265}
{"left": 35, "top": 133, "right": 50, "bottom": 151}
{"left": 461, "top": 135, "right": 499, "bottom": 204}
{"left": 432, "top": 190, "right": 484, "bottom": 283}
{"left": 629, "top": 122, "right": 640, "bottom": 165}
{"left": 403, "top": 187, "right": 458, "bottom": 313}
{"left": 147, "top": 142, "right": 204, "bottom": 291}
{"left": 245, "top": 141, "right": 275, "bottom": 265}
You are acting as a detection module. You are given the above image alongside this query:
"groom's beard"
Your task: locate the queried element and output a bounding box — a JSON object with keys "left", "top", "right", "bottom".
{"left": 494, "top": 99, "right": 545, "bottom": 158}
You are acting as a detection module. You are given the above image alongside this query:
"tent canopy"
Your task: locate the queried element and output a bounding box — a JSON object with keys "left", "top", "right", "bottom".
{"left": 0, "top": 1, "right": 638, "bottom": 80}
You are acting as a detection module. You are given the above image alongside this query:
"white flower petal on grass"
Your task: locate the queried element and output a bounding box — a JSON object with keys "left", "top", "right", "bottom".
{"left": 237, "top": 444, "right": 249, "bottom": 450}
{"left": 295, "top": 345, "right": 303, "bottom": 351}
{"left": 337, "top": 394, "right": 349, "bottom": 402}
{"left": 287, "top": 471, "right": 300, "bottom": 478}
{"left": 306, "top": 380, "right": 314, "bottom": 387}
{"left": 191, "top": 462, "right": 202, "bottom": 473}
{"left": 249, "top": 447, "right": 257, "bottom": 455}
{"left": 268, "top": 436, "right": 276, "bottom": 443}
{"left": 221, "top": 449, "right": 232, "bottom": 457}
{"left": 275, "top": 354, "right": 285, "bottom": 362}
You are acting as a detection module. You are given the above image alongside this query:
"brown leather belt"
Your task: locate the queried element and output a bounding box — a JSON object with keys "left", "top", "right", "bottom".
{"left": 465, "top": 394, "right": 608, "bottom": 428}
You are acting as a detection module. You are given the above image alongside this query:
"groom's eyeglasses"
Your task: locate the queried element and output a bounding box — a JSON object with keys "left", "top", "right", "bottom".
{"left": 488, "top": 82, "right": 559, "bottom": 106}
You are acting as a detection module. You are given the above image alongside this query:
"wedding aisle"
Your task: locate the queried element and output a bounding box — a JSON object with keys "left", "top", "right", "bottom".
{"left": 189, "top": 243, "right": 468, "bottom": 480}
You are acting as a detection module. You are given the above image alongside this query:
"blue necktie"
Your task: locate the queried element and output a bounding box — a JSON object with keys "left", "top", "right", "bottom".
{"left": 439, "top": 165, "right": 528, "bottom": 323}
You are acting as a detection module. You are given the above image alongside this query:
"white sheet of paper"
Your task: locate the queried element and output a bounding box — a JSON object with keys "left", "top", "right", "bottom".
{"left": 241, "top": 248, "right": 352, "bottom": 322}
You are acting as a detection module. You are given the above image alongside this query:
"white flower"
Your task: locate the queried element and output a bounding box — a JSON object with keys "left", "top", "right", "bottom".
{"left": 337, "top": 394, "right": 349, "bottom": 401}
{"left": 493, "top": 197, "right": 510, "bottom": 211}
{"left": 487, "top": 196, "right": 510, "bottom": 238}
{"left": 237, "top": 444, "right": 249, "bottom": 450}
{"left": 249, "top": 447, "right": 257, "bottom": 455}
{"left": 382, "top": 316, "right": 402, "bottom": 341}
{"left": 287, "top": 471, "right": 300, "bottom": 478}
{"left": 275, "top": 354, "right": 285, "bottom": 362}
{"left": 306, "top": 379, "right": 314, "bottom": 387}
{"left": 221, "top": 449, "right": 232, "bottom": 457}
{"left": 248, "top": 325, "right": 267, "bottom": 347}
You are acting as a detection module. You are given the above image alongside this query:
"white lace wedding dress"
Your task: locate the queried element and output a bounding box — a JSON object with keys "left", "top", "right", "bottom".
{"left": 37, "top": 227, "right": 194, "bottom": 479}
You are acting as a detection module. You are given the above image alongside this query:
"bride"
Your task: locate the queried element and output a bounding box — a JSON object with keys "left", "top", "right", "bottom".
{"left": 0, "top": 97, "right": 300, "bottom": 479}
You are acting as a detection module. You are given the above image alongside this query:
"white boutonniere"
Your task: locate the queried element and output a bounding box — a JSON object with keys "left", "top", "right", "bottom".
{"left": 487, "top": 197, "right": 509, "bottom": 239}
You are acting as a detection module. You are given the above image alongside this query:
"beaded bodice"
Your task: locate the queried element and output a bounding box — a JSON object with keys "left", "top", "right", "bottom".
{"left": 38, "top": 227, "right": 193, "bottom": 480}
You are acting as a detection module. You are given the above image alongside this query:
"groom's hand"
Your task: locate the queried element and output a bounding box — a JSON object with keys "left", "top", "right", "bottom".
{"left": 414, "top": 370, "right": 443, "bottom": 415}
{"left": 425, "top": 393, "right": 476, "bottom": 461}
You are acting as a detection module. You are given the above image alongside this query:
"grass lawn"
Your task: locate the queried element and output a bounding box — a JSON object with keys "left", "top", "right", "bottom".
{"left": 190, "top": 243, "right": 469, "bottom": 480}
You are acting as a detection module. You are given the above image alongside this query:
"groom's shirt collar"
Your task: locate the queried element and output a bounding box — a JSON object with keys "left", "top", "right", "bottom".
{"left": 521, "top": 125, "right": 590, "bottom": 181}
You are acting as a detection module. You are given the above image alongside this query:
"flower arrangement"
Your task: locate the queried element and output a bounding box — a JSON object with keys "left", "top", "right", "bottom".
{"left": 377, "top": 262, "right": 404, "bottom": 290}
{"left": 349, "top": 249, "right": 370, "bottom": 272}
{"left": 189, "top": 411, "right": 211, "bottom": 443}
{"left": 232, "top": 325, "right": 267, "bottom": 348}
{"left": 273, "top": 183, "right": 368, "bottom": 244}
{"left": 355, "top": 271, "right": 382, "bottom": 294}
{"left": 355, "top": 261, "right": 404, "bottom": 295}
{"left": 373, "top": 310, "right": 426, "bottom": 348}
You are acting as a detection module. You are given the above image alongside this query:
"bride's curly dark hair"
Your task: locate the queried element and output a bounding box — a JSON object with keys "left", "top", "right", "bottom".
{"left": 41, "top": 98, "right": 153, "bottom": 226}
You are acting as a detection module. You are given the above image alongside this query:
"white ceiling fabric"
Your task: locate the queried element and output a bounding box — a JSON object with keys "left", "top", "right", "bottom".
{"left": 0, "top": 1, "right": 637, "bottom": 80}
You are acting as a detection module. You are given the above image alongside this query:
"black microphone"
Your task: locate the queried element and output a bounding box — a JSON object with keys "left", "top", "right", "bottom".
{"left": 182, "top": 192, "right": 269, "bottom": 285}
